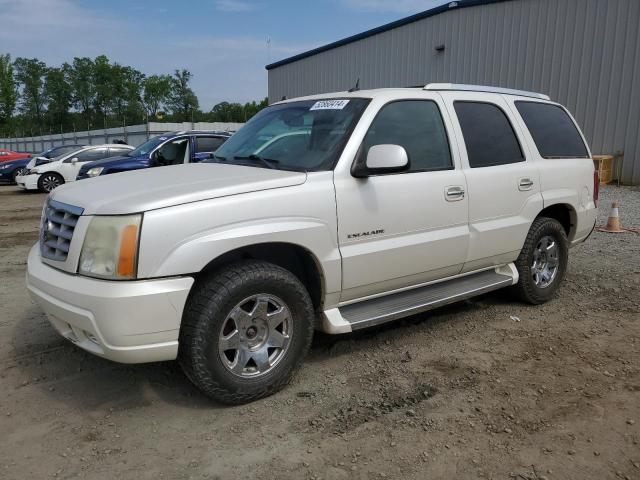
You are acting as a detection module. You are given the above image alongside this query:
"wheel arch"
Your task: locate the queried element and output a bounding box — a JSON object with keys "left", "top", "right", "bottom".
{"left": 195, "top": 242, "right": 326, "bottom": 312}
{"left": 536, "top": 203, "right": 577, "bottom": 241}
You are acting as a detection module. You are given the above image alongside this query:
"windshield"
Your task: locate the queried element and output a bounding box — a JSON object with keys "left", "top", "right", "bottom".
{"left": 207, "top": 98, "right": 370, "bottom": 171}
{"left": 127, "top": 136, "right": 166, "bottom": 157}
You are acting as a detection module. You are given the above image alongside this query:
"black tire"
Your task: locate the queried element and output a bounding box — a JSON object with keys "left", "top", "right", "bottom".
{"left": 12, "top": 167, "right": 28, "bottom": 184}
{"left": 512, "top": 216, "right": 569, "bottom": 304}
{"left": 178, "top": 260, "right": 315, "bottom": 404}
{"left": 37, "top": 172, "right": 64, "bottom": 193}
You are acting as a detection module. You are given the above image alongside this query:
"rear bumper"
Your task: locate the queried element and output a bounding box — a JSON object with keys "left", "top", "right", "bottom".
{"left": 16, "top": 174, "right": 39, "bottom": 190}
{"left": 26, "top": 244, "right": 194, "bottom": 363}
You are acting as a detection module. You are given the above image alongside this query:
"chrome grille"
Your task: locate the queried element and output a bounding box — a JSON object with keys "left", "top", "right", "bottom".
{"left": 40, "top": 199, "right": 84, "bottom": 262}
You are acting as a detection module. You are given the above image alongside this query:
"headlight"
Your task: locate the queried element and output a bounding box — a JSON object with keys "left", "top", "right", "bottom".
{"left": 78, "top": 214, "right": 142, "bottom": 280}
{"left": 86, "top": 167, "right": 104, "bottom": 177}
{"left": 28, "top": 169, "right": 40, "bottom": 174}
{"left": 0, "top": 164, "right": 10, "bottom": 169}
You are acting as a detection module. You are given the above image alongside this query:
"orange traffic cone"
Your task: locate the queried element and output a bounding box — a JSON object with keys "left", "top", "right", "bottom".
{"left": 597, "top": 202, "right": 639, "bottom": 233}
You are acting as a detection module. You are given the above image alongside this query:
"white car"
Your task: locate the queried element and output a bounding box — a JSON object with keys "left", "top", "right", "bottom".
{"left": 27, "top": 84, "right": 597, "bottom": 404}
{"left": 17, "top": 144, "right": 133, "bottom": 193}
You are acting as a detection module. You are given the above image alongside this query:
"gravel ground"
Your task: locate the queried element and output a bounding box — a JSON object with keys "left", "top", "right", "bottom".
{"left": 0, "top": 184, "right": 638, "bottom": 480}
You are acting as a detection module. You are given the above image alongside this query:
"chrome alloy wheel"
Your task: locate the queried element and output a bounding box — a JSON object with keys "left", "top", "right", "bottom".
{"left": 41, "top": 174, "right": 61, "bottom": 192}
{"left": 531, "top": 235, "right": 560, "bottom": 288}
{"left": 218, "top": 294, "right": 292, "bottom": 377}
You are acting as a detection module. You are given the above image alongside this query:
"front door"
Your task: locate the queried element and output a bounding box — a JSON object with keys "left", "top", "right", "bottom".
{"left": 335, "top": 97, "right": 470, "bottom": 303}
{"left": 59, "top": 147, "right": 109, "bottom": 182}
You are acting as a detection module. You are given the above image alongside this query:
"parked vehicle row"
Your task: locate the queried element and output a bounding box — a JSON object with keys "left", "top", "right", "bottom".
{"left": 0, "top": 145, "right": 86, "bottom": 184}
{"left": 16, "top": 144, "right": 135, "bottom": 192}
{"left": 26, "top": 84, "right": 598, "bottom": 404}
{"left": 10, "top": 131, "right": 232, "bottom": 193}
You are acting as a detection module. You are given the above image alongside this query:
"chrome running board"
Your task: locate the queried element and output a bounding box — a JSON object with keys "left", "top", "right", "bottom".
{"left": 322, "top": 264, "right": 518, "bottom": 334}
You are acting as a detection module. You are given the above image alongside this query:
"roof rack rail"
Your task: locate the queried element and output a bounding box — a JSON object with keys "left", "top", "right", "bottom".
{"left": 424, "top": 83, "right": 550, "bottom": 100}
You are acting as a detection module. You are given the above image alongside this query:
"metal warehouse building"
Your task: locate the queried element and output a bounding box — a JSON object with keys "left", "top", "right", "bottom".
{"left": 266, "top": 0, "right": 640, "bottom": 184}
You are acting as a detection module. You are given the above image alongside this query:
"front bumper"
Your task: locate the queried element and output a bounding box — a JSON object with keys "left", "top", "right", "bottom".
{"left": 0, "top": 169, "right": 15, "bottom": 182}
{"left": 16, "top": 173, "right": 40, "bottom": 190}
{"left": 26, "top": 244, "right": 194, "bottom": 363}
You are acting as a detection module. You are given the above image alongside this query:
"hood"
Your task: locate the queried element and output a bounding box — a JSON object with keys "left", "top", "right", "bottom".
{"left": 80, "top": 154, "right": 143, "bottom": 171}
{"left": 0, "top": 158, "right": 30, "bottom": 168}
{"left": 51, "top": 163, "right": 307, "bottom": 215}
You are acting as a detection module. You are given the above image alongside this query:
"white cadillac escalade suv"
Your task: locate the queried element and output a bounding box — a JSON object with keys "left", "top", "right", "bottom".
{"left": 27, "top": 84, "right": 598, "bottom": 404}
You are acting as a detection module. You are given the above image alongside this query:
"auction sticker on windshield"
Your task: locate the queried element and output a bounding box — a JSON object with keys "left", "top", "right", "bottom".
{"left": 310, "top": 100, "right": 350, "bottom": 110}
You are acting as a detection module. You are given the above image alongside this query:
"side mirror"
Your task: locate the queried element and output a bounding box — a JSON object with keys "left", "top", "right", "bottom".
{"left": 352, "top": 144, "right": 409, "bottom": 178}
{"left": 70, "top": 157, "right": 78, "bottom": 164}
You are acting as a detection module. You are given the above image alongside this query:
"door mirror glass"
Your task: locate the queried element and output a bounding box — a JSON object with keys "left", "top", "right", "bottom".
{"left": 354, "top": 144, "right": 408, "bottom": 177}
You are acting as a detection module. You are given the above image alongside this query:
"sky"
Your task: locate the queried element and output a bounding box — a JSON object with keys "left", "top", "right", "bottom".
{"left": 0, "top": 0, "right": 448, "bottom": 110}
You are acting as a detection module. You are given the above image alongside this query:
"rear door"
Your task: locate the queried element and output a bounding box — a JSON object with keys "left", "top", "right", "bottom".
{"left": 442, "top": 92, "right": 543, "bottom": 272}
{"left": 192, "top": 136, "right": 227, "bottom": 162}
{"left": 335, "top": 96, "right": 469, "bottom": 302}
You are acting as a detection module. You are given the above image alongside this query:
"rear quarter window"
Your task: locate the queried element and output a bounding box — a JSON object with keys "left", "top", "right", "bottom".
{"left": 515, "top": 101, "right": 589, "bottom": 158}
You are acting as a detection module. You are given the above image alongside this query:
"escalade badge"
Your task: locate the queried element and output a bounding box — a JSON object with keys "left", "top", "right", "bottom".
{"left": 347, "top": 229, "right": 384, "bottom": 239}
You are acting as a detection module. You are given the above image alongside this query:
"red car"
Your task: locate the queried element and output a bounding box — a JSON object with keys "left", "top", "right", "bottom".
{"left": 0, "top": 149, "right": 31, "bottom": 162}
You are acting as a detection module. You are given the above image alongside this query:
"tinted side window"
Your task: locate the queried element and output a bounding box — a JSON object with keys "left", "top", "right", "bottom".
{"left": 362, "top": 100, "right": 452, "bottom": 172}
{"left": 195, "top": 136, "right": 226, "bottom": 153}
{"left": 515, "top": 101, "right": 588, "bottom": 158}
{"left": 57, "top": 146, "right": 78, "bottom": 155}
{"left": 108, "top": 147, "right": 132, "bottom": 157}
{"left": 74, "top": 148, "right": 109, "bottom": 162}
{"left": 454, "top": 102, "right": 524, "bottom": 168}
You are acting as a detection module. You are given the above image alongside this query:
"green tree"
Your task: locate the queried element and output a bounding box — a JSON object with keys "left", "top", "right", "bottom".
{"left": 168, "top": 69, "right": 199, "bottom": 121}
{"left": 142, "top": 74, "right": 172, "bottom": 118}
{"left": 44, "top": 64, "right": 73, "bottom": 127}
{"left": 0, "top": 54, "right": 18, "bottom": 127}
{"left": 68, "top": 57, "right": 96, "bottom": 128}
{"left": 13, "top": 57, "right": 47, "bottom": 127}
{"left": 92, "top": 55, "right": 112, "bottom": 124}
{"left": 210, "top": 101, "right": 243, "bottom": 122}
{"left": 113, "top": 65, "right": 145, "bottom": 123}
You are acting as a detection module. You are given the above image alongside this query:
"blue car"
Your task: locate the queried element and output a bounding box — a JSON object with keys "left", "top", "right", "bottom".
{"left": 77, "top": 131, "right": 231, "bottom": 180}
{"left": 0, "top": 144, "right": 84, "bottom": 184}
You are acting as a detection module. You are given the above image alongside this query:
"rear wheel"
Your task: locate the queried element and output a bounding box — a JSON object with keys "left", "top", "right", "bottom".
{"left": 12, "top": 167, "right": 28, "bottom": 184}
{"left": 37, "top": 172, "right": 64, "bottom": 193}
{"left": 179, "top": 260, "right": 315, "bottom": 404}
{"left": 512, "top": 217, "right": 568, "bottom": 304}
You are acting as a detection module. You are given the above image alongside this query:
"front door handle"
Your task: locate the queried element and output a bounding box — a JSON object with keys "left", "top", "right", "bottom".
{"left": 445, "top": 185, "right": 465, "bottom": 201}
{"left": 518, "top": 178, "right": 534, "bottom": 191}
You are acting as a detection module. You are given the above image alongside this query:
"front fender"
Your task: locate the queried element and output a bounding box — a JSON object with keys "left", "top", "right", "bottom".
{"left": 137, "top": 174, "right": 341, "bottom": 296}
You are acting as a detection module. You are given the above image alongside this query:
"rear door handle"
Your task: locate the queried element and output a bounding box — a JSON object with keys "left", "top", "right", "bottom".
{"left": 518, "top": 178, "right": 534, "bottom": 191}
{"left": 445, "top": 185, "right": 465, "bottom": 201}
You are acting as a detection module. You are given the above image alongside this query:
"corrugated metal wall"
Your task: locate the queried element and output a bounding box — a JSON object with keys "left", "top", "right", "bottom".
{"left": 268, "top": 0, "right": 640, "bottom": 183}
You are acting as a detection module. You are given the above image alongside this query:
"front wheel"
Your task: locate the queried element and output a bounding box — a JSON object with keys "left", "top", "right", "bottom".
{"left": 179, "top": 260, "right": 315, "bottom": 404}
{"left": 512, "top": 217, "right": 569, "bottom": 304}
{"left": 37, "top": 172, "right": 64, "bottom": 193}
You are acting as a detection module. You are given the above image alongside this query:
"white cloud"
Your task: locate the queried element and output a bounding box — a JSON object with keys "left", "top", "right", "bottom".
{"left": 215, "top": 0, "right": 255, "bottom": 12}
{"left": 342, "top": 0, "right": 448, "bottom": 13}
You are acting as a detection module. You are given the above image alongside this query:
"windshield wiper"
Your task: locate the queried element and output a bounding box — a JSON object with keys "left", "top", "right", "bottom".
{"left": 233, "top": 154, "right": 280, "bottom": 169}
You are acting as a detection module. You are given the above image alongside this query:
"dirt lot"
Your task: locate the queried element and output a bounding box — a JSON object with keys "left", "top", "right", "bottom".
{"left": 0, "top": 184, "right": 638, "bottom": 480}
